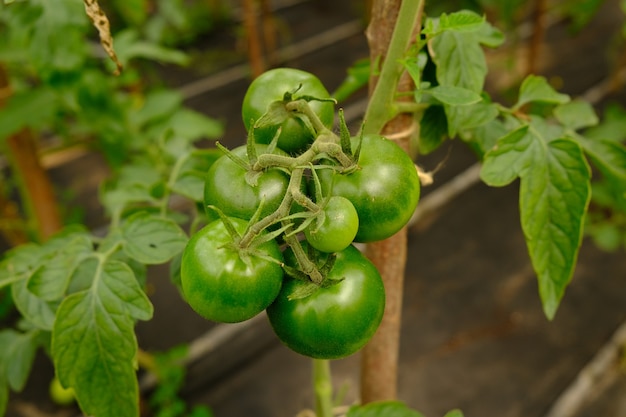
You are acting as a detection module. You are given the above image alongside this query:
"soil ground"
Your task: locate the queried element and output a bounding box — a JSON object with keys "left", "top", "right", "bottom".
{"left": 4, "top": 1, "right": 626, "bottom": 417}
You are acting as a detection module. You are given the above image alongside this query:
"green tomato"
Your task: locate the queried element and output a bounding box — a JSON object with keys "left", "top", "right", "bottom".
{"left": 181, "top": 217, "right": 284, "bottom": 323}
{"left": 320, "top": 134, "right": 420, "bottom": 242}
{"left": 267, "top": 244, "right": 385, "bottom": 359}
{"left": 242, "top": 68, "right": 335, "bottom": 153}
{"left": 304, "top": 196, "right": 358, "bottom": 253}
{"left": 204, "top": 144, "right": 292, "bottom": 221}
{"left": 49, "top": 376, "right": 75, "bottom": 406}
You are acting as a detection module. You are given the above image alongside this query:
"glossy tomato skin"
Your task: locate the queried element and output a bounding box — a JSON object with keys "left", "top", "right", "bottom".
{"left": 181, "top": 217, "right": 284, "bottom": 323}
{"left": 266, "top": 244, "right": 385, "bottom": 359}
{"left": 304, "top": 196, "right": 359, "bottom": 253}
{"left": 204, "top": 144, "right": 292, "bottom": 221}
{"left": 242, "top": 68, "right": 335, "bottom": 153}
{"left": 320, "top": 134, "right": 420, "bottom": 243}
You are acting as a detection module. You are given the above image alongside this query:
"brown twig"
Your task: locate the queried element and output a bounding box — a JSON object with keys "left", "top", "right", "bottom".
{"left": 526, "top": 0, "right": 548, "bottom": 75}
{"left": 0, "top": 65, "right": 62, "bottom": 242}
{"left": 242, "top": 0, "right": 266, "bottom": 78}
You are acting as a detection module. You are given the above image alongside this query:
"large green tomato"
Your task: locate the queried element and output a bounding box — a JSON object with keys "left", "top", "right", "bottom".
{"left": 181, "top": 217, "right": 284, "bottom": 323}
{"left": 242, "top": 68, "right": 335, "bottom": 153}
{"left": 266, "top": 244, "right": 385, "bottom": 359}
{"left": 320, "top": 134, "right": 420, "bottom": 242}
{"left": 204, "top": 144, "right": 293, "bottom": 221}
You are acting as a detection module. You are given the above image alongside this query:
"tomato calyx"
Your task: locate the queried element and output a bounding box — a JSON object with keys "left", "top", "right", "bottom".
{"left": 282, "top": 246, "right": 344, "bottom": 300}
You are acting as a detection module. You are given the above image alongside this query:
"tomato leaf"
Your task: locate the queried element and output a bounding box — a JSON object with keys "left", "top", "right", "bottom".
{"left": 332, "top": 58, "right": 370, "bottom": 103}
{"left": 573, "top": 135, "right": 626, "bottom": 211}
{"left": 429, "top": 29, "right": 487, "bottom": 93}
{"left": 0, "top": 88, "right": 58, "bottom": 141}
{"left": 0, "top": 329, "right": 43, "bottom": 391}
{"left": 167, "top": 108, "right": 224, "bottom": 140}
{"left": 481, "top": 120, "right": 591, "bottom": 319}
{"left": 170, "top": 149, "right": 221, "bottom": 201}
{"left": 52, "top": 259, "right": 153, "bottom": 417}
{"left": 446, "top": 100, "right": 499, "bottom": 138}
{"left": 11, "top": 278, "right": 56, "bottom": 331}
{"left": 584, "top": 103, "right": 626, "bottom": 143}
{"left": 427, "top": 85, "right": 482, "bottom": 106}
{"left": 121, "top": 212, "right": 188, "bottom": 264}
{"left": 28, "top": 235, "right": 93, "bottom": 301}
{"left": 423, "top": 10, "right": 485, "bottom": 35}
{"left": 418, "top": 105, "right": 448, "bottom": 154}
{"left": 346, "top": 401, "right": 425, "bottom": 417}
{"left": 514, "top": 75, "right": 570, "bottom": 110}
{"left": 554, "top": 100, "right": 599, "bottom": 131}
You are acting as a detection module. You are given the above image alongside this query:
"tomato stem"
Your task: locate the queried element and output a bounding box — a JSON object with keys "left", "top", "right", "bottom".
{"left": 313, "top": 359, "right": 334, "bottom": 417}
{"left": 363, "top": 0, "right": 423, "bottom": 136}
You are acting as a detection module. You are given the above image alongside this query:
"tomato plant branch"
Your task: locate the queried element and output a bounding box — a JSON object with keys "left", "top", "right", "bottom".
{"left": 313, "top": 359, "right": 334, "bottom": 417}
{"left": 362, "top": 0, "right": 423, "bottom": 135}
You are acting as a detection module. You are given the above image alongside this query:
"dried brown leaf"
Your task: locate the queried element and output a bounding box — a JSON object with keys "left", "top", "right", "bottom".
{"left": 83, "top": 0, "right": 123, "bottom": 75}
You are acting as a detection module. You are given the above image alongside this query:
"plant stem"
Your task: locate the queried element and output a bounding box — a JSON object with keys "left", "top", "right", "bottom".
{"left": 313, "top": 359, "right": 333, "bottom": 417}
{"left": 363, "top": 0, "right": 422, "bottom": 136}
{"left": 0, "top": 65, "right": 62, "bottom": 242}
{"left": 360, "top": 0, "right": 425, "bottom": 404}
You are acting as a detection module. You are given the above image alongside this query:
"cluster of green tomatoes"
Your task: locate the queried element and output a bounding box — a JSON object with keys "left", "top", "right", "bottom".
{"left": 180, "top": 68, "right": 421, "bottom": 359}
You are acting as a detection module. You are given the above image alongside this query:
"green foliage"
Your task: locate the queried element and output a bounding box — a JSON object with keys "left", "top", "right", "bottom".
{"left": 0, "top": 1, "right": 223, "bottom": 415}
{"left": 346, "top": 401, "right": 426, "bottom": 417}
{"left": 408, "top": 9, "right": 626, "bottom": 320}
{"left": 481, "top": 122, "right": 591, "bottom": 319}
{"left": 346, "top": 401, "right": 464, "bottom": 417}
{"left": 149, "top": 345, "right": 214, "bottom": 417}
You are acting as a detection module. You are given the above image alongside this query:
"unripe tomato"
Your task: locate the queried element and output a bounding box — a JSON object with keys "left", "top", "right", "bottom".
{"left": 181, "top": 217, "right": 284, "bottom": 323}
{"left": 304, "top": 196, "right": 358, "bottom": 253}
{"left": 242, "top": 68, "right": 335, "bottom": 153}
{"left": 203, "top": 144, "right": 293, "bottom": 221}
{"left": 319, "top": 134, "right": 420, "bottom": 242}
{"left": 49, "top": 376, "right": 75, "bottom": 406}
{"left": 267, "top": 244, "right": 385, "bottom": 359}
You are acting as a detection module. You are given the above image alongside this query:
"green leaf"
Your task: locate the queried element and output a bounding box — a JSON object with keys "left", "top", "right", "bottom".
{"left": 52, "top": 259, "right": 153, "bottom": 417}
{"left": 1, "top": 329, "right": 42, "bottom": 391}
{"left": 554, "top": 100, "right": 599, "bottom": 131}
{"left": 113, "top": 29, "right": 189, "bottom": 67}
{"left": 429, "top": 29, "right": 487, "bottom": 92}
{"left": 418, "top": 105, "right": 448, "bottom": 154}
{"left": 481, "top": 120, "right": 591, "bottom": 319}
{"left": 585, "top": 103, "right": 626, "bottom": 143}
{"left": 463, "top": 116, "right": 509, "bottom": 157}
{"left": 28, "top": 235, "right": 93, "bottom": 301}
{"left": 514, "top": 75, "right": 570, "bottom": 110}
{"left": 574, "top": 135, "right": 626, "bottom": 210}
{"left": 121, "top": 212, "right": 188, "bottom": 264}
{"left": 575, "top": 135, "right": 626, "bottom": 182}
{"left": 427, "top": 85, "right": 482, "bottom": 106}
{"left": 11, "top": 277, "right": 56, "bottom": 330}
{"left": 443, "top": 410, "right": 465, "bottom": 417}
{"left": 332, "top": 58, "right": 371, "bottom": 103}
{"left": 0, "top": 88, "right": 58, "bottom": 141}
{"left": 170, "top": 149, "right": 221, "bottom": 201}
{"left": 445, "top": 100, "right": 499, "bottom": 138}
{"left": 347, "top": 401, "right": 425, "bottom": 417}
{"left": 168, "top": 109, "right": 224, "bottom": 141}
{"left": 27, "top": 0, "right": 89, "bottom": 72}
{"left": 0, "top": 244, "right": 41, "bottom": 289}
{"left": 438, "top": 10, "right": 485, "bottom": 33}
{"left": 131, "top": 89, "right": 184, "bottom": 129}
